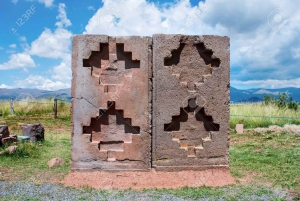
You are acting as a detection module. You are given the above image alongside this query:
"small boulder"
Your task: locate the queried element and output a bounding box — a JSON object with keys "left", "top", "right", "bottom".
{"left": 47, "top": 157, "right": 65, "bottom": 168}
{"left": 0, "top": 145, "right": 17, "bottom": 155}
{"left": 1, "top": 135, "right": 17, "bottom": 146}
{"left": 235, "top": 124, "right": 244, "bottom": 134}
{"left": 7, "top": 146, "right": 18, "bottom": 154}
{"left": 0, "top": 125, "right": 10, "bottom": 146}
{"left": 21, "top": 124, "right": 45, "bottom": 142}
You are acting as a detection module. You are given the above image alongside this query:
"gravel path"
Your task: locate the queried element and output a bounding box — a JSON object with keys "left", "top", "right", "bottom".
{"left": 0, "top": 181, "right": 291, "bottom": 201}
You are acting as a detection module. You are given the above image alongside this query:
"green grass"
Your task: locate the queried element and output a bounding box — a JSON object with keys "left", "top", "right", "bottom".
{"left": 230, "top": 103, "right": 300, "bottom": 129}
{"left": 0, "top": 98, "right": 70, "bottom": 118}
{"left": 0, "top": 116, "right": 71, "bottom": 183}
{"left": 3, "top": 100, "right": 299, "bottom": 129}
{"left": 230, "top": 129, "right": 300, "bottom": 194}
{"left": 0, "top": 102, "right": 300, "bottom": 199}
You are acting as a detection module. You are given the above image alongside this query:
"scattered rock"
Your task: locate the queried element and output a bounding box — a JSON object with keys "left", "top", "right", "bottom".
{"left": 0, "top": 146, "right": 18, "bottom": 155}
{"left": 1, "top": 135, "right": 17, "bottom": 146}
{"left": 7, "top": 146, "right": 18, "bottom": 154}
{"left": 21, "top": 124, "right": 45, "bottom": 142}
{"left": 48, "top": 158, "right": 65, "bottom": 168}
{"left": 0, "top": 125, "right": 10, "bottom": 146}
{"left": 0, "top": 125, "right": 10, "bottom": 137}
{"left": 235, "top": 124, "right": 244, "bottom": 134}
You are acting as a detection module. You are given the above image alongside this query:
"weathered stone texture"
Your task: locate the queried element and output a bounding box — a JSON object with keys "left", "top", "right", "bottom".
{"left": 152, "top": 35, "right": 230, "bottom": 171}
{"left": 21, "top": 124, "right": 45, "bottom": 142}
{"left": 0, "top": 125, "right": 10, "bottom": 146}
{"left": 71, "top": 35, "right": 152, "bottom": 171}
{"left": 0, "top": 125, "right": 10, "bottom": 138}
{"left": 235, "top": 124, "right": 244, "bottom": 134}
{"left": 71, "top": 34, "right": 230, "bottom": 171}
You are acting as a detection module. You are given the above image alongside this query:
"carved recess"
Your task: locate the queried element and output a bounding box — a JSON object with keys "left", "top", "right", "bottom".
{"left": 80, "top": 39, "right": 144, "bottom": 164}
{"left": 164, "top": 98, "right": 219, "bottom": 157}
{"left": 164, "top": 38, "right": 220, "bottom": 92}
{"left": 83, "top": 101, "right": 140, "bottom": 161}
{"left": 83, "top": 42, "right": 140, "bottom": 92}
{"left": 72, "top": 35, "right": 151, "bottom": 171}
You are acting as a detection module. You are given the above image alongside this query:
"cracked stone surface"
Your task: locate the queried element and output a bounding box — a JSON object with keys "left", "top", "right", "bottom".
{"left": 72, "top": 34, "right": 230, "bottom": 172}
{"left": 71, "top": 35, "right": 152, "bottom": 171}
{"left": 152, "top": 35, "right": 230, "bottom": 171}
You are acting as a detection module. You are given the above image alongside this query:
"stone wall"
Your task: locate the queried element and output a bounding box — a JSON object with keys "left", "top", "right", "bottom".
{"left": 71, "top": 34, "right": 229, "bottom": 171}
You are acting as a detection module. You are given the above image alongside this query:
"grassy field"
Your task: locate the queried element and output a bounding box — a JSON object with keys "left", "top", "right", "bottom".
{"left": 0, "top": 116, "right": 71, "bottom": 183}
{"left": 0, "top": 98, "right": 70, "bottom": 117}
{"left": 0, "top": 101, "right": 299, "bottom": 200}
{"left": 230, "top": 103, "right": 300, "bottom": 129}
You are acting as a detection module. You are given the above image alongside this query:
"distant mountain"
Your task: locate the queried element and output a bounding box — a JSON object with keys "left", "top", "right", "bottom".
{"left": 230, "top": 86, "right": 300, "bottom": 102}
{"left": 0, "top": 86, "right": 299, "bottom": 103}
{"left": 0, "top": 88, "right": 71, "bottom": 101}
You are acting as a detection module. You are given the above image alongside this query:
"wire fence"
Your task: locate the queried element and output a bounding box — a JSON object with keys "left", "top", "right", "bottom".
{"left": 4, "top": 97, "right": 70, "bottom": 118}
{"left": 230, "top": 114, "right": 300, "bottom": 119}
{"left": 2, "top": 98, "right": 299, "bottom": 120}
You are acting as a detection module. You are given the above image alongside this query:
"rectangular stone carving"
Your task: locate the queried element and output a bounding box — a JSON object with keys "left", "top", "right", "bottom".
{"left": 71, "top": 34, "right": 230, "bottom": 172}
{"left": 152, "top": 35, "right": 230, "bottom": 171}
{"left": 71, "top": 35, "right": 152, "bottom": 171}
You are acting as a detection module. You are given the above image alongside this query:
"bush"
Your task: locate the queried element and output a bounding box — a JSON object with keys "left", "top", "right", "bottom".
{"left": 263, "top": 93, "right": 298, "bottom": 111}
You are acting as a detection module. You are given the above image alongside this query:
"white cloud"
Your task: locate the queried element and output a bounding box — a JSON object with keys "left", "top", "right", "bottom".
{"left": 231, "top": 78, "right": 300, "bottom": 89}
{"left": 15, "top": 75, "right": 70, "bottom": 90}
{"left": 38, "top": 0, "right": 54, "bottom": 7}
{"left": 2, "top": 0, "right": 300, "bottom": 90}
{"left": 85, "top": 0, "right": 164, "bottom": 35}
{"left": 29, "top": 3, "right": 72, "bottom": 59}
{"left": 11, "top": 0, "right": 18, "bottom": 4}
{"left": 19, "top": 36, "right": 27, "bottom": 42}
{"left": 6, "top": 50, "right": 16, "bottom": 54}
{"left": 291, "top": 47, "right": 300, "bottom": 58}
{"left": 55, "top": 3, "right": 71, "bottom": 28}
{"left": 0, "top": 84, "right": 12, "bottom": 89}
{"left": 25, "top": 0, "right": 54, "bottom": 7}
{"left": 87, "top": 6, "right": 95, "bottom": 11}
{"left": 84, "top": 0, "right": 300, "bottom": 89}
{"left": 9, "top": 44, "right": 17, "bottom": 48}
{"left": 0, "top": 46, "right": 3, "bottom": 50}
{"left": 28, "top": 28, "right": 72, "bottom": 59}
{"left": 52, "top": 56, "right": 71, "bottom": 82}
{"left": 0, "top": 53, "right": 36, "bottom": 70}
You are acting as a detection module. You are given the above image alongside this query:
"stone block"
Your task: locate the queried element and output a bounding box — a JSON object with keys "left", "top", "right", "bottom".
{"left": 235, "top": 124, "right": 244, "bottom": 134}
{"left": 0, "top": 125, "right": 10, "bottom": 146}
{"left": 71, "top": 34, "right": 230, "bottom": 172}
{"left": 1, "top": 135, "right": 17, "bottom": 146}
{"left": 21, "top": 124, "right": 45, "bottom": 142}
{"left": 71, "top": 35, "right": 152, "bottom": 171}
{"left": 152, "top": 35, "right": 230, "bottom": 171}
{"left": 0, "top": 125, "right": 10, "bottom": 138}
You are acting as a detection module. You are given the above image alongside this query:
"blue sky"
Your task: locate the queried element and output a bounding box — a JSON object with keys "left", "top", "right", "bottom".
{"left": 0, "top": 0, "right": 300, "bottom": 90}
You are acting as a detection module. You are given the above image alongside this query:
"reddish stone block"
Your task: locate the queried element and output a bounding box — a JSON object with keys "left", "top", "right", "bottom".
{"left": 71, "top": 35, "right": 152, "bottom": 171}
{"left": 152, "top": 35, "right": 230, "bottom": 171}
{"left": 235, "top": 124, "right": 244, "bottom": 134}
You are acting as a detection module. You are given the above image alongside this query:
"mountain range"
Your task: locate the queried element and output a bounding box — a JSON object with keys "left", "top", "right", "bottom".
{"left": 0, "top": 87, "right": 299, "bottom": 102}
{"left": 0, "top": 88, "right": 71, "bottom": 101}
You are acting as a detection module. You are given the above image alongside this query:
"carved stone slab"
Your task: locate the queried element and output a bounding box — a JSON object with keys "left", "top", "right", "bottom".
{"left": 152, "top": 35, "right": 230, "bottom": 171}
{"left": 71, "top": 35, "right": 152, "bottom": 171}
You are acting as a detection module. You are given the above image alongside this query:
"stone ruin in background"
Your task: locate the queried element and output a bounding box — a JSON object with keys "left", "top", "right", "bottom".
{"left": 71, "top": 34, "right": 230, "bottom": 171}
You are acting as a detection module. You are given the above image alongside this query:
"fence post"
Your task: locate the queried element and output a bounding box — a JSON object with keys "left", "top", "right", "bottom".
{"left": 54, "top": 98, "right": 58, "bottom": 119}
{"left": 10, "top": 97, "right": 14, "bottom": 115}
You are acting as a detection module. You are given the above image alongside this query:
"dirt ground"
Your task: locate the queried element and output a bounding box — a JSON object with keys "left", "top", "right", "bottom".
{"left": 63, "top": 168, "right": 235, "bottom": 190}
{"left": 62, "top": 125, "right": 299, "bottom": 190}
